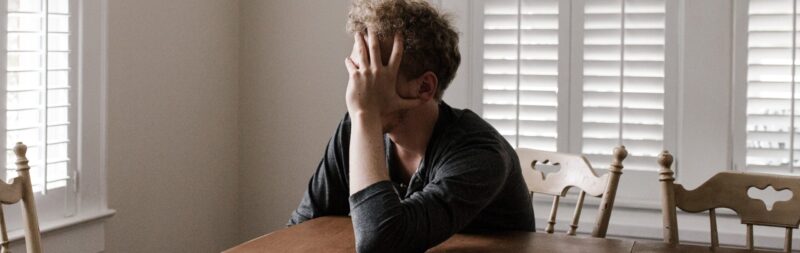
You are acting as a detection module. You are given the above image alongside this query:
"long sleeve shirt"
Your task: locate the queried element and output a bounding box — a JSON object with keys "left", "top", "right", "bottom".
{"left": 288, "top": 102, "right": 535, "bottom": 252}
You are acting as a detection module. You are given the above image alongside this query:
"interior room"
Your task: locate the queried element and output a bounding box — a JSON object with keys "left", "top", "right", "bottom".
{"left": 2, "top": 0, "right": 800, "bottom": 252}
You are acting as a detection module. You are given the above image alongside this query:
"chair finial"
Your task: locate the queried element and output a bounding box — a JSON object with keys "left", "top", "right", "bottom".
{"left": 13, "top": 142, "right": 26, "bottom": 158}
{"left": 658, "top": 150, "right": 673, "bottom": 169}
{"left": 610, "top": 146, "right": 627, "bottom": 172}
{"left": 658, "top": 150, "right": 675, "bottom": 182}
{"left": 613, "top": 146, "right": 628, "bottom": 162}
{"left": 14, "top": 142, "right": 29, "bottom": 173}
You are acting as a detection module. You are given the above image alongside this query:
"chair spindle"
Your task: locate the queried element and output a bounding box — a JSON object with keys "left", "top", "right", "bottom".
{"left": 567, "top": 191, "right": 586, "bottom": 236}
{"left": 784, "top": 228, "right": 792, "bottom": 253}
{"left": 0, "top": 205, "right": 8, "bottom": 253}
{"left": 709, "top": 208, "right": 718, "bottom": 248}
{"left": 746, "top": 224, "right": 754, "bottom": 250}
{"left": 546, "top": 195, "right": 560, "bottom": 234}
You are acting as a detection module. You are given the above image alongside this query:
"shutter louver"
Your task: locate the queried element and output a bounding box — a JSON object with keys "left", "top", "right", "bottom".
{"left": 482, "top": 0, "right": 560, "bottom": 151}
{"left": 6, "top": 0, "right": 72, "bottom": 192}
{"left": 582, "top": 0, "right": 665, "bottom": 171}
{"left": 745, "top": 0, "right": 799, "bottom": 174}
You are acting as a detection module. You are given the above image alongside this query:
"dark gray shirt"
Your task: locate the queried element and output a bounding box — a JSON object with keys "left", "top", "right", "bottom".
{"left": 289, "top": 102, "right": 535, "bottom": 252}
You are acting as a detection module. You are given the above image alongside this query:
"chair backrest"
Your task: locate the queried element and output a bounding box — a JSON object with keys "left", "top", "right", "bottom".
{"left": 658, "top": 150, "right": 800, "bottom": 252}
{"left": 0, "top": 143, "right": 42, "bottom": 253}
{"left": 516, "top": 146, "right": 627, "bottom": 238}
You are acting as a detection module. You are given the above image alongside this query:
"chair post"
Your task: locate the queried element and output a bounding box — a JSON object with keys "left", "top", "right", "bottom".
{"left": 592, "top": 145, "right": 627, "bottom": 238}
{"left": 567, "top": 191, "right": 586, "bottom": 236}
{"left": 15, "top": 143, "right": 41, "bottom": 253}
{"left": 658, "top": 150, "right": 679, "bottom": 245}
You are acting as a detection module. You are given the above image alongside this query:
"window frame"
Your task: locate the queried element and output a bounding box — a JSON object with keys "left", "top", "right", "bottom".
{"left": 731, "top": 0, "right": 748, "bottom": 173}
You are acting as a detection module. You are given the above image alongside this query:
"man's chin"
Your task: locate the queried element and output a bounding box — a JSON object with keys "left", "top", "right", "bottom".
{"left": 383, "top": 125, "right": 395, "bottom": 134}
{"left": 382, "top": 110, "right": 409, "bottom": 134}
{"left": 383, "top": 121, "right": 404, "bottom": 134}
{"left": 381, "top": 118, "right": 398, "bottom": 133}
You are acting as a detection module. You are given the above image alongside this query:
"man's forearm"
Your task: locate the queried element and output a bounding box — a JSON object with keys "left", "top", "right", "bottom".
{"left": 348, "top": 113, "right": 389, "bottom": 195}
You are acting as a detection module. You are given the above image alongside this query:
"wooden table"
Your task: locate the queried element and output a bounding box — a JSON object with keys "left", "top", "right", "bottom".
{"left": 225, "top": 217, "right": 775, "bottom": 253}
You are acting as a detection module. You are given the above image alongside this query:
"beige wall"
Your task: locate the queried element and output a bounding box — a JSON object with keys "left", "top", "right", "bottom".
{"left": 238, "top": 0, "right": 351, "bottom": 239}
{"left": 106, "top": 0, "right": 241, "bottom": 252}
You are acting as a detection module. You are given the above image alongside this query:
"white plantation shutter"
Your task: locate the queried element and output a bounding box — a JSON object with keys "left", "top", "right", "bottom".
{"left": 5, "top": 0, "right": 74, "bottom": 193}
{"left": 478, "top": 0, "right": 668, "bottom": 172}
{"left": 581, "top": 0, "right": 665, "bottom": 171}
{"left": 481, "top": 0, "right": 561, "bottom": 151}
{"left": 745, "top": 0, "right": 800, "bottom": 173}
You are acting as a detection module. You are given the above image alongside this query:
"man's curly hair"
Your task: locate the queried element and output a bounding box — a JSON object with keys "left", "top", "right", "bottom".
{"left": 347, "top": 0, "right": 461, "bottom": 100}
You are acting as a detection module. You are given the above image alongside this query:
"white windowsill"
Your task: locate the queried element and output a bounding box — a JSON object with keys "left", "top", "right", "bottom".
{"left": 7, "top": 209, "right": 115, "bottom": 242}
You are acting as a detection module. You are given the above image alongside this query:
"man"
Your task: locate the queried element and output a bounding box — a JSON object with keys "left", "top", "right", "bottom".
{"left": 289, "top": 0, "right": 535, "bottom": 252}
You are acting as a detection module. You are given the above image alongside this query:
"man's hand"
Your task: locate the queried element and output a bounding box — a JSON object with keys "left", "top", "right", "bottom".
{"left": 344, "top": 30, "right": 422, "bottom": 122}
{"left": 344, "top": 30, "right": 423, "bottom": 195}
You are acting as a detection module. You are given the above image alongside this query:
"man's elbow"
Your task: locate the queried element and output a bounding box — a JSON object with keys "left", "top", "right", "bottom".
{"left": 355, "top": 233, "right": 384, "bottom": 253}
{"left": 355, "top": 233, "right": 419, "bottom": 253}
{"left": 354, "top": 225, "right": 422, "bottom": 253}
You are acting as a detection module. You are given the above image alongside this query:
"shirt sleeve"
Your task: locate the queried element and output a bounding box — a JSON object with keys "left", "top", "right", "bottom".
{"left": 348, "top": 143, "right": 512, "bottom": 253}
{"left": 288, "top": 114, "right": 352, "bottom": 226}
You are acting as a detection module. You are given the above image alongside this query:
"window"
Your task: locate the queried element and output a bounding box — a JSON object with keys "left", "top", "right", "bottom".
{"left": 581, "top": 0, "right": 667, "bottom": 170}
{"left": 477, "top": 0, "right": 672, "bottom": 171}
{"left": 1, "top": 0, "right": 109, "bottom": 237}
{"left": 481, "top": 0, "right": 560, "bottom": 151}
{"left": 3, "top": 0, "right": 78, "bottom": 230}
{"left": 740, "top": 0, "right": 800, "bottom": 174}
{"left": 6, "top": 0, "right": 74, "bottom": 193}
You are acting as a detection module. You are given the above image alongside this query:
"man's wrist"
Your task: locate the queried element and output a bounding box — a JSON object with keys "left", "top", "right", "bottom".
{"left": 349, "top": 110, "right": 381, "bottom": 124}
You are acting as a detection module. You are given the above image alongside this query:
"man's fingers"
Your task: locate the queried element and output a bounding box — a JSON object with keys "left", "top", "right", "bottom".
{"left": 367, "top": 29, "right": 382, "bottom": 67}
{"left": 388, "top": 32, "right": 404, "bottom": 71}
{"left": 349, "top": 37, "right": 361, "bottom": 68}
{"left": 345, "top": 57, "right": 357, "bottom": 73}
{"left": 355, "top": 32, "right": 369, "bottom": 67}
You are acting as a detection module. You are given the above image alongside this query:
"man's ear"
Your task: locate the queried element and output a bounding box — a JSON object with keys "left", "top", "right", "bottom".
{"left": 415, "top": 71, "right": 438, "bottom": 101}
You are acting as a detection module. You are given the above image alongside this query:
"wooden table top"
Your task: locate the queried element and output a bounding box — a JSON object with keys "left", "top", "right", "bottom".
{"left": 225, "top": 217, "right": 776, "bottom": 253}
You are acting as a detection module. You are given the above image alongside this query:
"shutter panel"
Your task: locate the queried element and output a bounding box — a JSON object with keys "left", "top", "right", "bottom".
{"left": 482, "top": 0, "right": 560, "bottom": 151}
{"left": 582, "top": 0, "right": 665, "bottom": 171}
{"left": 745, "top": 0, "right": 798, "bottom": 173}
{"left": 6, "top": 0, "right": 72, "bottom": 192}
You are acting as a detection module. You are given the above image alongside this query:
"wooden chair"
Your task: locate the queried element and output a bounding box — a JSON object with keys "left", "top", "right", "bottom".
{"left": 0, "top": 143, "right": 42, "bottom": 253}
{"left": 658, "top": 150, "right": 800, "bottom": 252}
{"left": 516, "top": 146, "right": 627, "bottom": 238}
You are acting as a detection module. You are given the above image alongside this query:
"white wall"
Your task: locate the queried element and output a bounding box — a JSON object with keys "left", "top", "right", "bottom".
{"left": 238, "top": 0, "right": 351, "bottom": 240}
{"left": 105, "top": 0, "right": 241, "bottom": 252}
{"left": 675, "top": 0, "right": 733, "bottom": 189}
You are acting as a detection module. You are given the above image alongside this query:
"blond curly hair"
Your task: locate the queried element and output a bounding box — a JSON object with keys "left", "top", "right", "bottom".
{"left": 347, "top": 0, "right": 461, "bottom": 100}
